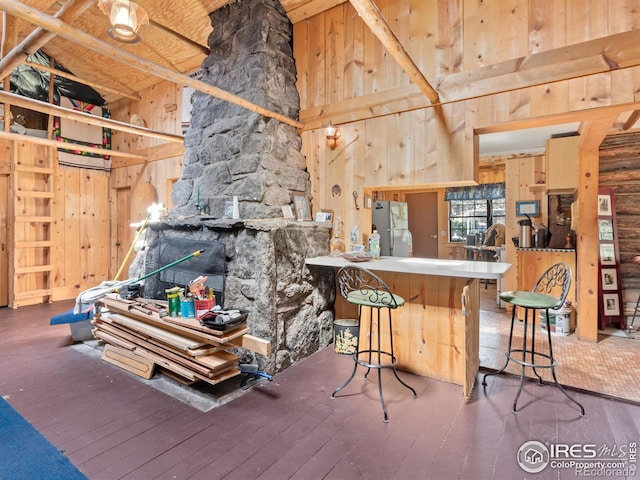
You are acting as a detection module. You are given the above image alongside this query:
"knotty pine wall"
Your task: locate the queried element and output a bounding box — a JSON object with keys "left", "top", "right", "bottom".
{"left": 294, "top": 0, "right": 640, "bottom": 250}
{"left": 107, "top": 81, "right": 184, "bottom": 279}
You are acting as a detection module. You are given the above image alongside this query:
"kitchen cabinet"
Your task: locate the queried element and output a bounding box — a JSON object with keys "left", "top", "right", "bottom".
{"left": 546, "top": 136, "right": 580, "bottom": 192}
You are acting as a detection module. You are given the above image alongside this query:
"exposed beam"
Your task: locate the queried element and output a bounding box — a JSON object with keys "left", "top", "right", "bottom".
{"left": 438, "top": 29, "right": 640, "bottom": 103}
{"left": 0, "top": 129, "right": 148, "bottom": 160}
{"left": 301, "top": 29, "right": 640, "bottom": 130}
{"left": 0, "top": 0, "right": 94, "bottom": 80}
{"left": 0, "top": 0, "right": 304, "bottom": 129}
{"left": 348, "top": 0, "right": 439, "bottom": 103}
{"left": 622, "top": 110, "right": 640, "bottom": 131}
{"left": 24, "top": 60, "right": 141, "bottom": 102}
{"left": 149, "top": 19, "right": 209, "bottom": 56}
{"left": 0, "top": 90, "right": 184, "bottom": 143}
{"left": 286, "top": 0, "right": 348, "bottom": 24}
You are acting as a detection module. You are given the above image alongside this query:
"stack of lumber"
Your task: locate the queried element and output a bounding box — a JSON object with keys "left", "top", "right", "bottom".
{"left": 92, "top": 294, "right": 269, "bottom": 386}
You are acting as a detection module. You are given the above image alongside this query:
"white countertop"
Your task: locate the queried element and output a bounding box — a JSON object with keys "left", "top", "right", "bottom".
{"left": 305, "top": 255, "right": 511, "bottom": 280}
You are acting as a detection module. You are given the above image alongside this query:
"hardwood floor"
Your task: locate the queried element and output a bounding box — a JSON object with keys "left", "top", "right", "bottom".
{"left": 1, "top": 300, "right": 639, "bottom": 479}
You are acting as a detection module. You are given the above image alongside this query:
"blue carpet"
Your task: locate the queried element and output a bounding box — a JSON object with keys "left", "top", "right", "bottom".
{"left": 0, "top": 397, "right": 87, "bottom": 480}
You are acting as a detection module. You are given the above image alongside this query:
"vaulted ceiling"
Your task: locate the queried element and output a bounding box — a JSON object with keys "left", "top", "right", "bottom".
{"left": 0, "top": 0, "right": 341, "bottom": 104}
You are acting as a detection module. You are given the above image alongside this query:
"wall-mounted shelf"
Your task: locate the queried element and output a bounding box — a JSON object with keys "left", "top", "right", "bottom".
{"left": 529, "top": 183, "right": 546, "bottom": 192}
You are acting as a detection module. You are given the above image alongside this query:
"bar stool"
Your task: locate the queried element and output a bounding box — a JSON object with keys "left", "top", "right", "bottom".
{"left": 482, "top": 262, "right": 585, "bottom": 415}
{"left": 331, "top": 265, "right": 417, "bottom": 422}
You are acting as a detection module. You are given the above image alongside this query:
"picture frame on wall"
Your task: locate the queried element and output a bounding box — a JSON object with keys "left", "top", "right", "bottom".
{"left": 602, "top": 293, "right": 621, "bottom": 316}
{"left": 292, "top": 192, "right": 312, "bottom": 221}
{"left": 598, "top": 194, "right": 612, "bottom": 216}
{"left": 598, "top": 219, "right": 614, "bottom": 241}
{"left": 515, "top": 200, "right": 540, "bottom": 217}
{"left": 599, "top": 244, "right": 616, "bottom": 265}
{"left": 601, "top": 268, "right": 618, "bottom": 290}
{"left": 315, "top": 209, "right": 333, "bottom": 222}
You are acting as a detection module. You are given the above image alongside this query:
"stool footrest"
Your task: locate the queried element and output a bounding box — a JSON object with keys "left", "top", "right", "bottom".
{"left": 507, "top": 350, "right": 558, "bottom": 369}
{"left": 355, "top": 349, "right": 396, "bottom": 369}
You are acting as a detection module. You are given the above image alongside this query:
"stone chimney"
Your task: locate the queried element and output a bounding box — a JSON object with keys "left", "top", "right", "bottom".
{"left": 170, "top": 0, "right": 309, "bottom": 219}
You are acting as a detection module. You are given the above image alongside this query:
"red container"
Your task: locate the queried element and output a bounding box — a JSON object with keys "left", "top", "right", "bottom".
{"left": 195, "top": 298, "right": 215, "bottom": 319}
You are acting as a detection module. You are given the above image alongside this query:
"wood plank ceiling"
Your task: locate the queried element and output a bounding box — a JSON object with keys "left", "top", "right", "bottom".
{"left": 0, "top": 0, "right": 341, "bottom": 105}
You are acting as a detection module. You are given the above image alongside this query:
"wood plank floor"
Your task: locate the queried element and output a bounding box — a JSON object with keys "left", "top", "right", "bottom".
{"left": 1, "top": 300, "right": 639, "bottom": 480}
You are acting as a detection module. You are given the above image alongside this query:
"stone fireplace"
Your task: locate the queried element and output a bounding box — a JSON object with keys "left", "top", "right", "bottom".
{"left": 131, "top": 0, "right": 334, "bottom": 374}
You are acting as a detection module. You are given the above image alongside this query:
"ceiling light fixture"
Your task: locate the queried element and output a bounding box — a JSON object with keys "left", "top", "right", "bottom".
{"left": 324, "top": 121, "right": 341, "bottom": 148}
{"left": 98, "top": 0, "right": 149, "bottom": 44}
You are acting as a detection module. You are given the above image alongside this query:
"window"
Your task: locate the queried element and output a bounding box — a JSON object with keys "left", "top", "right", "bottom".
{"left": 449, "top": 199, "right": 505, "bottom": 242}
{"left": 445, "top": 183, "right": 506, "bottom": 242}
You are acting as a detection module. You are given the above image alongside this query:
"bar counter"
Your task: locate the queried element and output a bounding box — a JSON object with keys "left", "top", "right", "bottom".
{"left": 305, "top": 255, "right": 511, "bottom": 400}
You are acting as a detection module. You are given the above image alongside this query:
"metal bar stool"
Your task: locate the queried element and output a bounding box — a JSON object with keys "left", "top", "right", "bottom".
{"left": 331, "top": 265, "right": 417, "bottom": 422}
{"left": 482, "top": 262, "right": 585, "bottom": 415}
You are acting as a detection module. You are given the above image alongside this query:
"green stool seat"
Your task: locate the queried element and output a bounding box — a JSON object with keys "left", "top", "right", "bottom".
{"left": 332, "top": 265, "right": 416, "bottom": 422}
{"left": 347, "top": 290, "right": 405, "bottom": 309}
{"left": 483, "top": 262, "right": 585, "bottom": 416}
{"left": 499, "top": 291, "right": 558, "bottom": 309}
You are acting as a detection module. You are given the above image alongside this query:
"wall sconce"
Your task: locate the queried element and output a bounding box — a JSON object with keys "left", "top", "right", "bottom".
{"left": 98, "top": 0, "right": 149, "bottom": 44}
{"left": 324, "top": 121, "right": 341, "bottom": 148}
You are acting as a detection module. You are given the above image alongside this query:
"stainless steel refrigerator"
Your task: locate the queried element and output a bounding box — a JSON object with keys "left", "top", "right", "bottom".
{"left": 372, "top": 201, "right": 412, "bottom": 257}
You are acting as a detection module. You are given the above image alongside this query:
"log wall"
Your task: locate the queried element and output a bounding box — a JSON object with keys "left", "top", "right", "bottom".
{"left": 599, "top": 131, "right": 640, "bottom": 317}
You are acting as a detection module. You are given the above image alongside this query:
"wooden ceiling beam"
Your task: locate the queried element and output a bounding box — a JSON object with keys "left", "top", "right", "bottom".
{"left": 0, "top": 0, "right": 94, "bottom": 80}
{"left": 301, "top": 29, "right": 640, "bottom": 130}
{"left": 148, "top": 19, "right": 210, "bottom": 56}
{"left": 348, "top": 0, "right": 439, "bottom": 103}
{"left": 622, "top": 110, "right": 640, "bottom": 131}
{"left": 23, "top": 60, "right": 141, "bottom": 102}
{"left": 0, "top": 90, "right": 184, "bottom": 143}
{"left": 0, "top": 129, "right": 148, "bottom": 160}
{"left": 438, "top": 29, "right": 640, "bottom": 103}
{"left": 0, "top": 0, "right": 304, "bottom": 129}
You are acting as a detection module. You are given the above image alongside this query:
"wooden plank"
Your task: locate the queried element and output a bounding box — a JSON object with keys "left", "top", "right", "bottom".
{"left": 161, "top": 315, "right": 249, "bottom": 341}
{"left": 93, "top": 320, "right": 237, "bottom": 379}
{"left": 101, "top": 344, "right": 155, "bottom": 380}
{"left": 100, "top": 295, "right": 247, "bottom": 345}
{"left": 101, "top": 313, "right": 208, "bottom": 351}
{"left": 229, "top": 334, "right": 272, "bottom": 357}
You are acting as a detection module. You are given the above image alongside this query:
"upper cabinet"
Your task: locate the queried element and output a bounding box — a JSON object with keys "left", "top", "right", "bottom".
{"left": 546, "top": 136, "right": 580, "bottom": 193}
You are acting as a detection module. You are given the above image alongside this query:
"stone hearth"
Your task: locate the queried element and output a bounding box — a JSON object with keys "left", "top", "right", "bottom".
{"left": 135, "top": 219, "right": 334, "bottom": 374}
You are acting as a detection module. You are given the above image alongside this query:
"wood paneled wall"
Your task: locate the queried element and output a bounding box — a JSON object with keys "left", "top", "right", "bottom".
{"left": 107, "top": 80, "right": 185, "bottom": 278}
{"left": 293, "top": 0, "right": 640, "bottom": 244}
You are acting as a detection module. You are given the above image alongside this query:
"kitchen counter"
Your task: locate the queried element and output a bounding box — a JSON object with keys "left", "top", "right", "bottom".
{"left": 305, "top": 255, "right": 512, "bottom": 400}
{"left": 305, "top": 255, "right": 511, "bottom": 279}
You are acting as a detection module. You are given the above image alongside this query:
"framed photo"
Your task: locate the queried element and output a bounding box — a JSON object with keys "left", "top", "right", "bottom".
{"left": 515, "top": 200, "right": 540, "bottom": 217}
{"left": 281, "top": 205, "right": 294, "bottom": 219}
{"left": 598, "top": 219, "right": 613, "bottom": 241}
{"left": 601, "top": 268, "right": 618, "bottom": 290}
{"left": 598, "top": 194, "right": 612, "bottom": 216}
{"left": 315, "top": 209, "right": 333, "bottom": 222}
{"left": 292, "top": 192, "right": 312, "bottom": 221}
{"left": 602, "top": 293, "right": 620, "bottom": 316}
{"left": 599, "top": 243, "right": 616, "bottom": 265}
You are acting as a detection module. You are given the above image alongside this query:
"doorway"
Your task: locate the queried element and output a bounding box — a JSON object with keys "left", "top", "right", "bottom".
{"left": 405, "top": 192, "right": 438, "bottom": 258}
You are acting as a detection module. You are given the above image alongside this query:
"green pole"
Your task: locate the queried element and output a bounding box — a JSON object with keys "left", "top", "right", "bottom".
{"left": 121, "top": 249, "right": 204, "bottom": 287}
